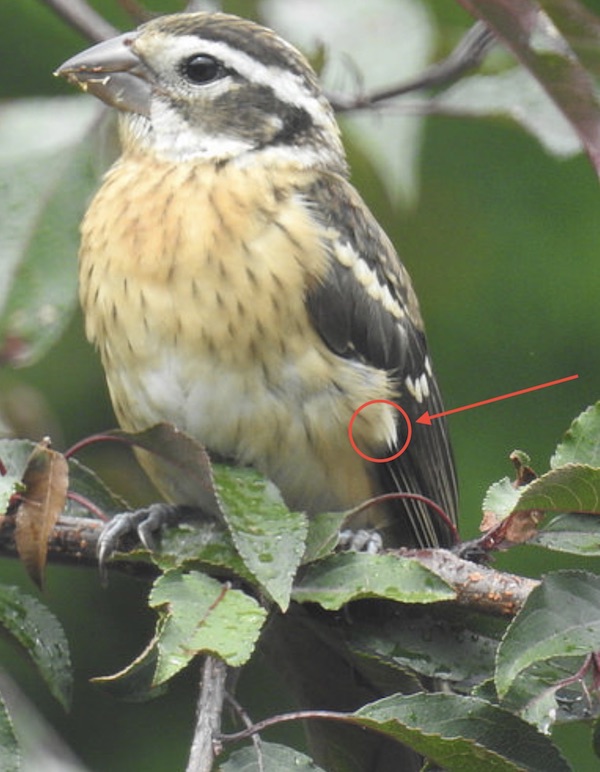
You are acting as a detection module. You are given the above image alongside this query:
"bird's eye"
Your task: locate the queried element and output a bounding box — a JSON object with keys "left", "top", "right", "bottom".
{"left": 183, "top": 54, "right": 224, "bottom": 85}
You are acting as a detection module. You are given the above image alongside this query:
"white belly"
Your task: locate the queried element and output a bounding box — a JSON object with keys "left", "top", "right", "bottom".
{"left": 106, "top": 341, "right": 396, "bottom": 516}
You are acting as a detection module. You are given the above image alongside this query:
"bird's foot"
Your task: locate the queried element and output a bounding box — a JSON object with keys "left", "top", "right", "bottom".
{"left": 452, "top": 538, "right": 492, "bottom": 564}
{"left": 338, "top": 528, "right": 383, "bottom": 554}
{"left": 97, "top": 503, "right": 199, "bottom": 579}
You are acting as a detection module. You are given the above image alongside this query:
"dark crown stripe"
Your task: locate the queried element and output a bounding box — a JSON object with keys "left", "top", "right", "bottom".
{"left": 144, "top": 13, "right": 319, "bottom": 88}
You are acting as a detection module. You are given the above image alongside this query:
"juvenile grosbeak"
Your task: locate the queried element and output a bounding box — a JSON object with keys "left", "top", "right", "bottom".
{"left": 57, "top": 12, "right": 458, "bottom": 552}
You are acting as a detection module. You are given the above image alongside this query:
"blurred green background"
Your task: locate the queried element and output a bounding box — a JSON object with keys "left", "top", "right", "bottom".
{"left": 0, "top": 0, "right": 598, "bottom": 769}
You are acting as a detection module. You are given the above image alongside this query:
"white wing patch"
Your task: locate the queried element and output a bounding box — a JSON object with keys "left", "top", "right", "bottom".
{"left": 333, "top": 241, "right": 405, "bottom": 320}
{"left": 405, "top": 371, "right": 431, "bottom": 403}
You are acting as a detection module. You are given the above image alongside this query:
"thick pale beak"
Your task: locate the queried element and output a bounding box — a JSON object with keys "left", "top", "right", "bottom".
{"left": 55, "top": 32, "right": 151, "bottom": 117}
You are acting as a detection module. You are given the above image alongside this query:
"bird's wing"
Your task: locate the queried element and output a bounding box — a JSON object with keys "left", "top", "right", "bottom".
{"left": 303, "top": 173, "right": 458, "bottom": 547}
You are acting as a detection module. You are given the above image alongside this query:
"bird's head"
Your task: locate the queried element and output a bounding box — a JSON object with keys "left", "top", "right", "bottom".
{"left": 57, "top": 12, "right": 346, "bottom": 171}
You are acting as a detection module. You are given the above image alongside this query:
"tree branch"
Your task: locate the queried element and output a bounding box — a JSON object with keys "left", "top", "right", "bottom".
{"left": 328, "top": 21, "right": 496, "bottom": 112}
{"left": 0, "top": 513, "right": 537, "bottom": 616}
{"left": 39, "top": 0, "right": 118, "bottom": 42}
{"left": 410, "top": 547, "right": 539, "bottom": 616}
{"left": 186, "top": 656, "right": 228, "bottom": 772}
{"left": 0, "top": 513, "right": 156, "bottom": 577}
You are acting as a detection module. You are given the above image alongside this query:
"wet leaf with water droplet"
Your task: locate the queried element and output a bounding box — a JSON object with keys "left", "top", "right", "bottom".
{"left": 496, "top": 570, "right": 600, "bottom": 717}
{"left": 213, "top": 465, "right": 307, "bottom": 611}
{"left": 293, "top": 552, "right": 454, "bottom": 610}
{"left": 0, "top": 584, "right": 72, "bottom": 709}
{"left": 353, "top": 692, "right": 570, "bottom": 771}
{"left": 220, "top": 741, "right": 327, "bottom": 771}
{"left": 95, "top": 569, "right": 267, "bottom": 691}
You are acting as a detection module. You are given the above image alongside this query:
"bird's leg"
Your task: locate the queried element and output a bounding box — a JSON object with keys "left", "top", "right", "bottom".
{"left": 97, "top": 503, "right": 201, "bottom": 573}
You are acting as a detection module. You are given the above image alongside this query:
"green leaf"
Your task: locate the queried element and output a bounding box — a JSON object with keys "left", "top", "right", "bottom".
{"left": 482, "top": 476, "right": 520, "bottom": 520}
{"left": 496, "top": 570, "right": 600, "bottom": 700}
{"left": 96, "top": 570, "right": 267, "bottom": 693}
{"left": 213, "top": 465, "right": 307, "bottom": 611}
{"left": 354, "top": 693, "right": 570, "bottom": 771}
{"left": 302, "top": 509, "right": 347, "bottom": 563}
{"left": 0, "top": 693, "right": 19, "bottom": 772}
{"left": 0, "top": 97, "right": 104, "bottom": 366}
{"left": 156, "top": 520, "right": 250, "bottom": 580}
{"left": 551, "top": 403, "right": 600, "bottom": 468}
{"left": 514, "top": 465, "right": 600, "bottom": 515}
{"left": 0, "top": 584, "right": 72, "bottom": 710}
{"left": 91, "top": 639, "right": 166, "bottom": 703}
{"left": 533, "top": 513, "right": 600, "bottom": 556}
{"left": 483, "top": 405, "right": 600, "bottom": 527}
{"left": 499, "top": 657, "right": 596, "bottom": 731}
{"left": 110, "top": 426, "right": 307, "bottom": 606}
{"left": 149, "top": 570, "right": 266, "bottom": 682}
{"left": 0, "top": 438, "right": 36, "bottom": 513}
{"left": 348, "top": 608, "right": 506, "bottom": 686}
{"left": 293, "top": 552, "right": 455, "bottom": 610}
{"left": 218, "top": 741, "right": 327, "bottom": 771}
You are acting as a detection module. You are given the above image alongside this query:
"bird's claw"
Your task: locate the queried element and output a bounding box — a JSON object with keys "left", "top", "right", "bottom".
{"left": 338, "top": 528, "right": 383, "bottom": 554}
{"left": 97, "top": 503, "right": 190, "bottom": 581}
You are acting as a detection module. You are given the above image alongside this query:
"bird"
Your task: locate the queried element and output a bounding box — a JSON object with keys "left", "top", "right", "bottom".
{"left": 56, "top": 11, "right": 458, "bottom": 555}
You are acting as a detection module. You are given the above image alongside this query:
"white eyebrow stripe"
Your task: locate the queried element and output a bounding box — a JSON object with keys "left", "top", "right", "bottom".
{"left": 162, "top": 34, "right": 333, "bottom": 130}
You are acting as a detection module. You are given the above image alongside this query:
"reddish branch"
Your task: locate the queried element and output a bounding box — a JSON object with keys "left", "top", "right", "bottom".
{"left": 412, "top": 547, "right": 538, "bottom": 616}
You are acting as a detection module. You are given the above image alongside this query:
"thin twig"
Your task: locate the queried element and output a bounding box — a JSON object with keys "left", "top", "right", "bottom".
{"left": 39, "top": 0, "right": 118, "bottom": 42}
{"left": 221, "top": 708, "right": 350, "bottom": 743}
{"left": 186, "top": 656, "right": 228, "bottom": 772}
{"left": 226, "top": 692, "right": 264, "bottom": 770}
{"left": 117, "top": 0, "right": 154, "bottom": 23}
{"left": 329, "top": 21, "right": 497, "bottom": 112}
{"left": 66, "top": 490, "right": 110, "bottom": 521}
{"left": 344, "top": 491, "right": 458, "bottom": 543}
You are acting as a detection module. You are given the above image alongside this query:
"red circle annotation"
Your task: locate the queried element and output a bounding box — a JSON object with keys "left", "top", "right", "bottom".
{"left": 348, "top": 400, "right": 412, "bottom": 463}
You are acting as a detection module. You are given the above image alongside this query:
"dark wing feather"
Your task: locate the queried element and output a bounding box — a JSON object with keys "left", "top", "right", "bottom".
{"left": 304, "top": 174, "right": 458, "bottom": 548}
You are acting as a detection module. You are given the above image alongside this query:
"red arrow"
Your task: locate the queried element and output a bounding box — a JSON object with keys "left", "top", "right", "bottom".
{"left": 417, "top": 374, "right": 579, "bottom": 425}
